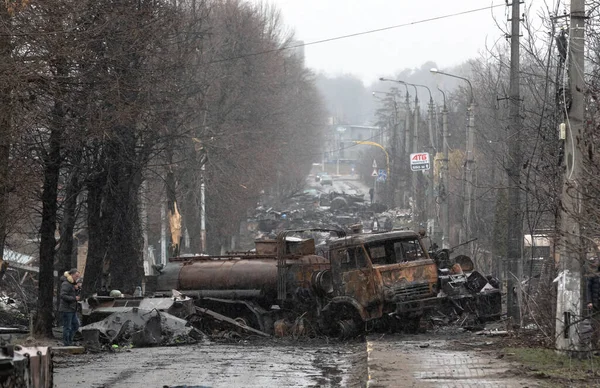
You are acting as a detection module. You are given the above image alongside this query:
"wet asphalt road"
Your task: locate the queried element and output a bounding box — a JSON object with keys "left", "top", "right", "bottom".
{"left": 53, "top": 340, "right": 367, "bottom": 388}
{"left": 366, "top": 333, "right": 540, "bottom": 388}
{"left": 54, "top": 333, "right": 543, "bottom": 388}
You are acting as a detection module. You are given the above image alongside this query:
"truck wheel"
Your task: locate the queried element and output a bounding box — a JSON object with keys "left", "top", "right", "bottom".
{"left": 323, "top": 304, "right": 363, "bottom": 338}
{"left": 337, "top": 319, "right": 358, "bottom": 339}
{"left": 403, "top": 316, "right": 421, "bottom": 334}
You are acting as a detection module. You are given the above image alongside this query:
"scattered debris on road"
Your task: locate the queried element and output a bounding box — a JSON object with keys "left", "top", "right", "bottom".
{"left": 81, "top": 308, "right": 205, "bottom": 352}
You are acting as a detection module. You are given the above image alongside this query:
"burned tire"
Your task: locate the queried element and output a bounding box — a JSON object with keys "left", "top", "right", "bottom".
{"left": 337, "top": 319, "right": 359, "bottom": 339}
{"left": 311, "top": 270, "right": 333, "bottom": 296}
{"left": 401, "top": 316, "right": 422, "bottom": 334}
{"left": 324, "top": 303, "right": 363, "bottom": 339}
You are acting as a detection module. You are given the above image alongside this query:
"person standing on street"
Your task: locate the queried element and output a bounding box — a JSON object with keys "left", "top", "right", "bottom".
{"left": 59, "top": 268, "right": 81, "bottom": 346}
{"left": 586, "top": 258, "right": 600, "bottom": 351}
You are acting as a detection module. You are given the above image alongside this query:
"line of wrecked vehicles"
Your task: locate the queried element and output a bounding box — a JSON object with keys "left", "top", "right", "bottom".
{"left": 79, "top": 227, "right": 501, "bottom": 349}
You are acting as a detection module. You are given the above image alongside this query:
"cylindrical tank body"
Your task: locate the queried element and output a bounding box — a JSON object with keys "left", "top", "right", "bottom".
{"left": 156, "top": 255, "right": 329, "bottom": 302}
{"left": 180, "top": 259, "right": 278, "bottom": 292}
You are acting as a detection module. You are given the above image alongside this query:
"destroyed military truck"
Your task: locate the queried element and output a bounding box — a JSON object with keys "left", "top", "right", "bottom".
{"left": 147, "top": 228, "right": 501, "bottom": 337}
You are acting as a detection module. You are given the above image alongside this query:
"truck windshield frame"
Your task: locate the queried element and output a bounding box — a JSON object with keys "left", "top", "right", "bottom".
{"left": 365, "top": 238, "right": 426, "bottom": 265}
{"left": 337, "top": 245, "right": 370, "bottom": 270}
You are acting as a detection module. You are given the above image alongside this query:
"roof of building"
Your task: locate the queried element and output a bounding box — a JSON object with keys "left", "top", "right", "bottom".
{"left": 3, "top": 249, "right": 34, "bottom": 265}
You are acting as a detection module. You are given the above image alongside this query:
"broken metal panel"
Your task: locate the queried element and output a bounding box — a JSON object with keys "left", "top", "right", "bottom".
{"left": 193, "top": 307, "right": 270, "bottom": 337}
{"left": 81, "top": 308, "right": 203, "bottom": 351}
{"left": 286, "top": 239, "right": 316, "bottom": 256}
{"left": 339, "top": 270, "right": 381, "bottom": 319}
{"left": 254, "top": 240, "right": 277, "bottom": 255}
{"left": 0, "top": 346, "right": 52, "bottom": 388}
{"left": 155, "top": 263, "right": 182, "bottom": 290}
{"left": 182, "top": 289, "right": 263, "bottom": 300}
{"left": 82, "top": 297, "right": 196, "bottom": 324}
{"left": 194, "top": 297, "right": 272, "bottom": 333}
{"left": 287, "top": 255, "right": 330, "bottom": 294}
{"left": 255, "top": 238, "right": 317, "bottom": 256}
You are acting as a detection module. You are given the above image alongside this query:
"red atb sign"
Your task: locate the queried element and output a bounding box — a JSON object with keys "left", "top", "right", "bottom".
{"left": 410, "top": 152, "right": 430, "bottom": 171}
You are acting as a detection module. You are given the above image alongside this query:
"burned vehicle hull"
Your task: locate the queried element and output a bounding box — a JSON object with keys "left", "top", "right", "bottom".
{"left": 156, "top": 256, "right": 329, "bottom": 305}
{"left": 149, "top": 233, "right": 337, "bottom": 334}
{"left": 0, "top": 346, "right": 52, "bottom": 388}
{"left": 143, "top": 229, "right": 501, "bottom": 338}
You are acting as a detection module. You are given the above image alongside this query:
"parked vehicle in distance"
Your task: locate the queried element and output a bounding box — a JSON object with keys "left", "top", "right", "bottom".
{"left": 320, "top": 175, "right": 333, "bottom": 186}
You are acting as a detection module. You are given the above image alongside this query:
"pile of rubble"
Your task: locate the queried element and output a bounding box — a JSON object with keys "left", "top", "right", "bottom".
{"left": 243, "top": 188, "right": 415, "bottom": 247}
{"left": 79, "top": 293, "right": 278, "bottom": 352}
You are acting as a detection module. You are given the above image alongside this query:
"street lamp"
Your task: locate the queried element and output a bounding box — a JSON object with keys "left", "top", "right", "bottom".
{"left": 430, "top": 68, "right": 474, "bottom": 104}
{"left": 372, "top": 91, "right": 401, "bottom": 207}
{"left": 380, "top": 78, "right": 438, "bottom": 231}
{"left": 430, "top": 68, "right": 475, "bottom": 244}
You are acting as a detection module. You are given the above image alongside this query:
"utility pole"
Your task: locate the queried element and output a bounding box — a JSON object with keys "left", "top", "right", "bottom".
{"left": 427, "top": 96, "right": 438, "bottom": 241}
{"left": 404, "top": 91, "right": 411, "bottom": 156}
{"left": 555, "top": 0, "right": 585, "bottom": 353}
{"left": 412, "top": 92, "right": 422, "bottom": 228}
{"left": 200, "top": 163, "right": 207, "bottom": 253}
{"left": 439, "top": 89, "right": 450, "bottom": 248}
{"left": 464, "top": 102, "right": 475, "bottom": 244}
{"left": 404, "top": 91, "right": 412, "bottom": 208}
{"left": 390, "top": 98, "right": 400, "bottom": 208}
{"left": 506, "top": 0, "right": 523, "bottom": 323}
{"left": 429, "top": 68, "right": 475, "bottom": 245}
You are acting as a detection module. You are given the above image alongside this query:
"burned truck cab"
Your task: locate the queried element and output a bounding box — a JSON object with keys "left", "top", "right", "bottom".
{"left": 318, "top": 230, "right": 439, "bottom": 335}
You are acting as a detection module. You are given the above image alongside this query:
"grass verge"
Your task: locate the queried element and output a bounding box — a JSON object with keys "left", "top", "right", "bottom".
{"left": 505, "top": 347, "right": 600, "bottom": 387}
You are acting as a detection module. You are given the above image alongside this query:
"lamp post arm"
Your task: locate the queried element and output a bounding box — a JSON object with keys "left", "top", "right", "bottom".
{"left": 414, "top": 83, "right": 432, "bottom": 102}
{"left": 353, "top": 140, "right": 390, "bottom": 177}
{"left": 437, "top": 87, "right": 447, "bottom": 108}
{"left": 434, "top": 71, "right": 474, "bottom": 103}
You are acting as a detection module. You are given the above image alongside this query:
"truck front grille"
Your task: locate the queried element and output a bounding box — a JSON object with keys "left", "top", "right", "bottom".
{"left": 391, "top": 283, "right": 432, "bottom": 302}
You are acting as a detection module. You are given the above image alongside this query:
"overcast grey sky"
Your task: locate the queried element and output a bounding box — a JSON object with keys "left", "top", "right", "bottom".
{"left": 252, "top": 0, "right": 554, "bottom": 84}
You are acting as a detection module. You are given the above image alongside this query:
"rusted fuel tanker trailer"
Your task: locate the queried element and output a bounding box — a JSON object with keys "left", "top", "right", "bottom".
{"left": 149, "top": 229, "right": 500, "bottom": 337}
{"left": 154, "top": 232, "right": 333, "bottom": 306}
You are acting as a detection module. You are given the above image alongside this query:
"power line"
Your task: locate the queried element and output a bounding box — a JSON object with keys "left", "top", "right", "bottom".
{"left": 206, "top": 4, "right": 506, "bottom": 65}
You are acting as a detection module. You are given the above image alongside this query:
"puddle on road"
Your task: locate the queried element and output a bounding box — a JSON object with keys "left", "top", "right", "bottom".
{"left": 309, "top": 342, "right": 368, "bottom": 387}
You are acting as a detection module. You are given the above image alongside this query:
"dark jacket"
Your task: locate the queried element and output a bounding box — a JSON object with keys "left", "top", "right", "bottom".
{"left": 59, "top": 275, "right": 77, "bottom": 313}
{"left": 587, "top": 272, "right": 600, "bottom": 309}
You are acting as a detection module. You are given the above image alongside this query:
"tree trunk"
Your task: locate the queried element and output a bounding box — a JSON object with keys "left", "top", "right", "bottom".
{"left": 82, "top": 172, "right": 108, "bottom": 297}
{"left": 0, "top": 5, "right": 12, "bottom": 265}
{"left": 165, "top": 144, "right": 178, "bottom": 257}
{"left": 107, "top": 165, "right": 144, "bottom": 294}
{"left": 55, "top": 164, "right": 82, "bottom": 311}
{"left": 34, "top": 76, "right": 64, "bottom": 337}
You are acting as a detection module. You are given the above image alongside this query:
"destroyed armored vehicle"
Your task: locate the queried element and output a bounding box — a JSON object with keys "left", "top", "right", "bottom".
{"left": 0, "top": 345, "right": 52, "bottom": 388}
